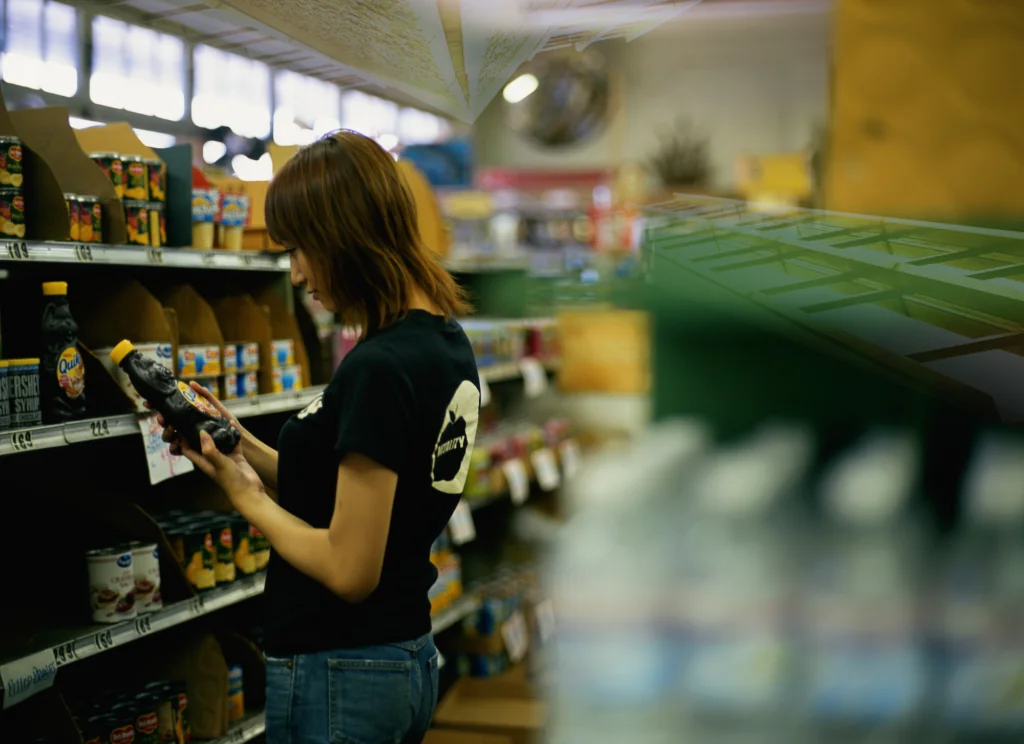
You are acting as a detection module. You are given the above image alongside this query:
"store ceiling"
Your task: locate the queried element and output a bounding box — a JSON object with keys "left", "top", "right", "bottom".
{"left": 69, "top": 0, "right": 828, "bottom": 123}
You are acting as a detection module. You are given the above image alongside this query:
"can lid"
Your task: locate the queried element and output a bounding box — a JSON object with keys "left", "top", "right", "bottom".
{"left": 142, "top": 157, "right": 162, "bottom": 164}
{"left": 6, "top": 358, "right": 40, "bottom": 365}
{"left": 42, "top": 281, "right": 67, "bottom": 296}
{"left": 109, "top": 339, "right": 136, "bottom": 365}
{"left": 123, "top": 199, "right": 149, "bottom": 207}
{"left": 123, "top": 154, "right": 145, "bottom": 162}
{"left": 64, "top": 193, "right": 79, "bottom": 201}
{"left": 88, "top": 151, "right": 121, "bottom": 158}
{"left": 0, "top": 135, "right": 21, "bottom": 143}
{"left": 78, "top": 194, "right": 99, "bottom": 203}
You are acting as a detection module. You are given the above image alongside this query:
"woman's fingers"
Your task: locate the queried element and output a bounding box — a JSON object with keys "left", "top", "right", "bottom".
{"left": 190, "top": 380, "right": 234, "bottom": 420}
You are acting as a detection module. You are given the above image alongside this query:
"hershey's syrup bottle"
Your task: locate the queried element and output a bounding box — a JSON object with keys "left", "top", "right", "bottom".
{"left": 109, "top": 339, "right": 241, "bottom": 454}
{"left": 41, "top": 281, "right": 87, "bottom": 423}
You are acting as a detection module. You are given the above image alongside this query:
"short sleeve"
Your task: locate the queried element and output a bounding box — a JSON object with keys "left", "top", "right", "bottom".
{"left": 332, "top": 349, "right": 415, "bottom": 473}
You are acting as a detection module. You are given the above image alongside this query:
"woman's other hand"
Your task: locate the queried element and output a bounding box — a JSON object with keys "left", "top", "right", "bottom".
{"left": 151, "top": 381, "right": 245, "bottom": 456}
{"left": 180, "top": 430, "right": 267, "bottom": 517}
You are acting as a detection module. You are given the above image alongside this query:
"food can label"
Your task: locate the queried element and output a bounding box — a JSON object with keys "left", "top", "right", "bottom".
{"left": 57, "top": 346, "right": 85, "bottom": 399}
{"left": 9, "top": 145, "right": 21, "bottom": 162}
{"left": 111, "top": 725, "right": 135, "bottom": 744}
{"left": 137, "top": 711, "right": 159, "bottom": 735}
{"left": 178, "top": 381, "right": 218, "bottom": 416}
{"left": 192, "top": 189, "right": 218, "bottom": 223}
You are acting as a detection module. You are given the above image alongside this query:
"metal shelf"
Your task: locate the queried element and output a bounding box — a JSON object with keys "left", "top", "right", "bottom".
{"left": 210, "top": 712, "right": 266, "bottom": 744}
{"left": 0, "top": 240, "right": 289, "bottom": 272}
{"left": 0, "top": 386, "right": 328, "bottom": 458}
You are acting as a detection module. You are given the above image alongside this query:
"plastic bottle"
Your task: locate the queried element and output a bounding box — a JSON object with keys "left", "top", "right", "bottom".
{"left": 109, "top": 339, "right": 240, "bottom": 454}
{"left": 798, "top": 430, "right": 929, "bottom": 744}
{"left": 41, "top": 281, "right": 87, "bottom": 422}
{"left": 937, "top": 432, "right": 1024, "bottom": 743}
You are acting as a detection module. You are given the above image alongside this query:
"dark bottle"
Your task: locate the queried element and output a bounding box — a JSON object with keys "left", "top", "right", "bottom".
{"left": 109, "top": 339, "right": 241, "bottom": 454}
{"left": 41, "top": 281, "right": 87, "bottom": 422}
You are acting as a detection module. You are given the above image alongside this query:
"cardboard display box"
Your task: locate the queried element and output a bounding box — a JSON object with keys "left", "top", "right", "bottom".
{"left": 433, "top": 668, "right": 545, "bottom": 744}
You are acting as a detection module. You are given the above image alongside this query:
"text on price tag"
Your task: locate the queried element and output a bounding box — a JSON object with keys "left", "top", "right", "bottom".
{"left": 501, "top": 611, "right": 530, "bottom": 663}
{"left": 0, "top": 650, "right": 57, "bottom": 709}
{"left": 559, "top": 439, "right": 583, "bottom": 480}
{"left": 9, "top": 429, "right": 34, "bottom": 452}
{"left": 519, "top": 357, "right": 548, "bottom": 398}
{"left": 448, "top": 499, "right": 477, "bottom": 545}
{"left": 530, "top": 447, "right": 561, "bottom": 492}
{"left": 502, "top": 458, "right": 530, "bottom": 505}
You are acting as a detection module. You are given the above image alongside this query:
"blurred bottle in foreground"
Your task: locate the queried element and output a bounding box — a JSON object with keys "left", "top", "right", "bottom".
{"left": 798, "top": 430, "right": 930, "bottom": 744}
{"left": 937, "top": 432, "right": 1024, "bottom": 744}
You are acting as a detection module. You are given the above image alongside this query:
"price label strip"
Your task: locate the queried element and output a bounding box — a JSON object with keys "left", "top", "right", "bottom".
{"left": 0, "top": 649, "right": 57, "bottom": 710}
{"left": 4, "top": 240, "right": 29, "bottom": 260}
{"left": 501, "top": 610, "right": 530, "bottom": 664}
{"left": 502, "top": 458, "right": 530, "bottom": 505}
{"left": 63, "top": 416, "right": 132, "bottom": 445}
{"left": 447, "top": 499, "right": 477, "bottom": 545}
{"left": 519, "top": 357, "right": 548, "bottom": 399}
{"left": 530, "top": 447, "right": 561, "bottom": 492}
{"left": 2, "top": 425, "right": 66, "bottom": 455}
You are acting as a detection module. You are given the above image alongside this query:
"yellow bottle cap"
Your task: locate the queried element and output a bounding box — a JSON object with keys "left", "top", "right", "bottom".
{"left": 0, "top": 360, "right": 7, "bottom": 368}
{"left": 109, "top": 339, "right": 136, "bottom": 365}
{"left": 42, "top": 281, "right": 68, "bottom": 296}
{"left": 7, "top": 358, "right": 40, "bottom": 365}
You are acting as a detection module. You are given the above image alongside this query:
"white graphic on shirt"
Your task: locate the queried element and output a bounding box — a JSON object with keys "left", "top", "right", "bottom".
{"left": 297, "top": 393, "right": 324, "bottom": 420}
{"left": 431, "top": 380, "right": 480, "bottom": 494}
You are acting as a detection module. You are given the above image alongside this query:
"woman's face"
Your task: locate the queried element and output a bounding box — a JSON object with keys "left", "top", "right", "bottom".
{"left": 289, "top": 248, "right": 335, "bottom": 311}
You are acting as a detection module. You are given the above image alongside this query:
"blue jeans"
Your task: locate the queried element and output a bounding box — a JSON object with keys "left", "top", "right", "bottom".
{"left": 265, "top": 634, "right": 439, "bottom": 744}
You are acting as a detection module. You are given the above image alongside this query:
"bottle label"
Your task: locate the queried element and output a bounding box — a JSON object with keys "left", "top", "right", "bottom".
{"left": 177, "top": 381, "right": 218, "bottom": 416}
{"left": 57, "top": 346, "right": 85, "bottom": 399}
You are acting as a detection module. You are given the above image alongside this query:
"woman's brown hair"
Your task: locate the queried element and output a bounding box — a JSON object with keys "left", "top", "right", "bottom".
{"left": 266, "top": 130, "right": 469, "bottom": 336}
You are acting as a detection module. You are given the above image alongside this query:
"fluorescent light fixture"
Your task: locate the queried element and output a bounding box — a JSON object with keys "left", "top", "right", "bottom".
{"left": 376, "top": 134, "right": 399, "bottom": 151}
{"left": 69, "top": 116, "right": 102, "bottom": 129}
{"left": 503, "top": 74, "right": 539, "bottom": 104}
{"left": 203, "top": 141, "right": 228, "bottom": 164}
{"left": 133, "top": 129, "right": 176, "bottom": 149}
{"left": 232, "top": 153, "right": 273, "bottom": 181}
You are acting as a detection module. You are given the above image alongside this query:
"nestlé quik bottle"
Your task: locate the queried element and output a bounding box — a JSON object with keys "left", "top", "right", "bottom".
{"left": 41, "top": 281, "right": 87, "bottom": 422}
{"left": 109, "top": 339, "right": 241, "bottom": 454}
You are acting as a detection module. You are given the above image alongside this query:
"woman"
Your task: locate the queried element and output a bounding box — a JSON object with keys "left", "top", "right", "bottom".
{"left": 160, "top": 131, "right": 481, "bottom": 744}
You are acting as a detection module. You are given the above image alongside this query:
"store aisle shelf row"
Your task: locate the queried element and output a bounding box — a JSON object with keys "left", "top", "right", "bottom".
{"left": 1, "top": 575, "right": 486, "bottom": 711}
{"left": 0, "top": 360, "right": 559, "bottom": 458}
{"left": 0, "top": 386, "right": 330, "bottom": 456}
{"left": 210, "top": 712, "right": 266, "bottom": 744}
{"left": 0, "top": 241, "right": 290, "bottom": 272}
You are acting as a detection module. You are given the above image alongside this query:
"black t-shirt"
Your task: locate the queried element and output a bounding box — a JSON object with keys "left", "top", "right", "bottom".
{"left": 263, "top": 310, "right": 480, "bottom": 654}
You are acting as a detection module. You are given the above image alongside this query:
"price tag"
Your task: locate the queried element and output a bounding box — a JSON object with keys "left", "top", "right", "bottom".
{"left": 133, "top": 614, "right": 153, "bottom": 637}
{"left": 65, "top": 417, "right": 125, "bottom": 444}
{"left": 229, "top": 726, "right": 247, "bottom": 743}
{"left": 91, "top": 629, "right": 114, "bottom": 652}
{"left": 51, "top": 641, "right": 78, "bottom": 667}
{"left": 535, "top": 599, "right": 556, "bottom": 643}
{"left": 0, "top": 650, "right": 57, "bottom": 709}
{"left": 146, "top": 247, "right": 164, "bottom": 264}
{"left": 201, "top": 251, "right": 216, "bottom": 266}
{"left": 519, "top": 357, "right": 548, "bottom": 398}
{"left": 479, "top": 375, "right": 491, "bottom": 408}
{"left": 559, "top": 439, "right": 582, "bottom": 480}
{"left": 501, "top": 610, "right": 529, "bottom": 663}
{"left": 447, "top": 499, "right": 477, "bottom": 545}
{"left": 139, "top": 416, "right": 193, "bottom": 486}
{"left": 188, "top": 596, "right": 206, "bottom": 617}
{"left": 4, "top": 240, "right": 29, "bottom": 260}
{"left": 239, "top": 253, "right": 254, "bottom": 267}
{"left": 530, "top": 447, "right": 561, "bottom": 492}
{"left": 9, "top": 429, "right": 34, "bottom": 452}
{"left": 73, "top": 243, "right": 94, "bottom": 262}
{"left": 502, "top": 458, "right": 530, "bottom": 505}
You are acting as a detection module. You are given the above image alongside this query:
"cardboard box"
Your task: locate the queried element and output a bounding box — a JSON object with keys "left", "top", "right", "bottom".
{"left": 434, "top": 672, "right": 545, "bottom": 744}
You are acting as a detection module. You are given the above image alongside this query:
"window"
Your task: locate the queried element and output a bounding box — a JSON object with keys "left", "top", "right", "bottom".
{"left": 273, "top": 70, "right": 341, "bottom": 146}
{"left": 398, "top": 107, "right": 452, "bottom": 145}
{"left": 1, "top": 0, "right": 78, "bottom": 96}
{"left": 91, "top": 16, "right": 185, "bottom": 120}
{"left": 192, "top": 44, "right": 271, "bottom": 139}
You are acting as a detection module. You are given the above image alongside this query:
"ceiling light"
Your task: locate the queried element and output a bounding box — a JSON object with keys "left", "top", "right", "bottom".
{"left": 203, "top": 141, "right": 228, "bottom": 164}
{"left": 133, "top": 129, "right": 176, "bottom": 149}
{"left": 69, "top": 116, "right": 102, "bottom": 129}
{"left": 503, "top": 74, "right": 539, "bottom": 104}
{"left": 377, "top": 134, "right": 399, "bottom": 151}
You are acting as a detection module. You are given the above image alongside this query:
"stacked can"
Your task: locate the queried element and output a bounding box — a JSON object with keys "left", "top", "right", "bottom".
{"left": 223, "top": 342, "right": 259, "bottom": 400}
{"left": 0, "top": 135, "right": 25, "bottom": 239}
{"left": 89, "top": 152, "right": 165, "bottom": 247}
{"left": 271, "top": 339, "right": 303, "bottom": 394}
{"left": 154, "top": 510, "right": 267, "bottom": 594}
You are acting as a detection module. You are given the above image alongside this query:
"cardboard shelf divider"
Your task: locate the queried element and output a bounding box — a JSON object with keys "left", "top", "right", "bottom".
{"left": 254, "top": 283, "right": 311, "bottom": 391}
{"left": 9, "top": 105, "right": 126, "bottom": 244}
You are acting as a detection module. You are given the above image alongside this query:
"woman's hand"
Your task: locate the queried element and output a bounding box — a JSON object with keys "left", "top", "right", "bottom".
{"left": 157, "top": 381, "right": 245, "bottom": 456}
{"left": 180, "top": 431, "right": 268, "bottom": 517}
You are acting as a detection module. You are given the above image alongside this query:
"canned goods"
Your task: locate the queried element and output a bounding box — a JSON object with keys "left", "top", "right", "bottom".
{"left": 0, "top": 135, "right": 23, "bottom": 187}
{"left": 124, "top": 156, "right": 149, "bottom": 201}
{"left": 144, "top": 158, "right": 166, "bottom": 203}
{"left": 0, "top": 187, "right": 25, "bottom": 237}
{"left": 65, "top": 193, "right": 81, "bottom": 241}
{"left": 136, "top": 691, "right": 176, "bottom": 744}
{"left": 147, "top": 202, "right": 166, "bottom": 247}
{"left": 222, "top": 373, "right": 238, "bottom": 401}
{"left": 130, "top": 698, "right": 161, "bottom": 744}
{"left": 102, "top": 710, "right": 136, "bottom": 744}
{"left": 7, "top": 358, "right": 41, "bottom": 427}
{"left": 180, "top": 523, "right": 216, "bottom": 591}
{"left": 272, "top": 365, "right": 302, "bottom": 393}
{"left": 229, "top": 514, "right": 256, "bottom": 576}
{"left": 213, "top": 518, "right": 236, "bottom": 584}
{"left": 227, "top": 666, "right": 244, "bottom": 722}
{"left": 90, "top": 152, "right": 124, "bottom": 199}
{"left": 124, "top": 200, "right": 150, "bottom": 246}
{"left": 222, "top": 344, "right": 239, "bottom": 374}
{"left": 177, "top": 345, "right": 221, "bottom": 378}
{"left": 130, "top": 542, "right": 162, "bottom": 613}
{"left": 271, "top": 339, "right": 295, "bottom": 367}
{"left": 249, "top": 523, "right": 270, "bottom": 570}
{"left": 87, "top": 546, "right": 137, "bottom": 623}
{"left": 79, "top": 196, "right": 102, "bottom": 243}
{"left": 240, "top": 342, "right": 260, "bottom": 372}
{"left": 238, "top": 371, "right": 258, "bottom": 398}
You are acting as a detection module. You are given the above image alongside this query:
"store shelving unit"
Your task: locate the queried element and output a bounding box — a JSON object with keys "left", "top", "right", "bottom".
{"left": 211, "top": 711, "right": 266, "bottom": 744}
{"left": 0, "top": 242, "right": 289, "bottom": 272}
